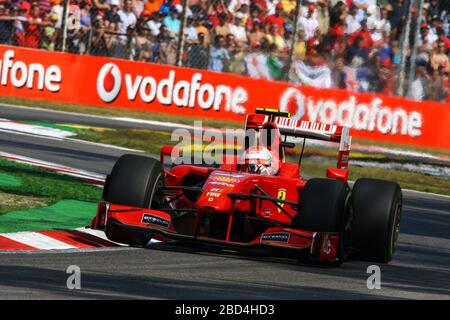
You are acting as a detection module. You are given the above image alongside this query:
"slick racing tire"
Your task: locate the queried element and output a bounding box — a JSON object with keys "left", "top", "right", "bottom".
{"left": 351, "top": 178, "right": 402, "bottom": 263}
{"left": 103, "top": 154, "right": 164, "bottom": 209}
{"left": 103, "top": 154, "right": 164, "bottom": 246}
{"left": 292, "top": 178, "right": 351, "bottom": 264}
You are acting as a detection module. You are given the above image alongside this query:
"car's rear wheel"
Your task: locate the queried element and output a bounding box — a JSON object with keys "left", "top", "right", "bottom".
{"left": 351, "top": 178, "right": 402, "bottom": 263}
{"left": 292, "top": 178, "right": 351, "bottom": 265}
{"left": 103, "top": 154, "right": 164, "bottom": 246}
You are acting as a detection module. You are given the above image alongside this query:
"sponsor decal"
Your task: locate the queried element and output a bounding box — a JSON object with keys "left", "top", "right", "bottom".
{"left": 96, "top": 66, "right": 248, "bottom": 114}
{"left": 206, "top": 188, "right": 221, "bottom": 197}
{"left": 276, "top": 188, "right": 287, "bottom": 213}
{"left": 141, "top": 214, "right": 170, "bottom": 227}
{"left": 276, "top": 118, "right": 337, "bottom": 136}
{"left": 279, "top": 88, "right": 422, "bottom": 138}
{"left": 214, "top": 176, "right": 238, "bottom": 183}
{"left": 214, "top": 172, "right": 246, "bottom": 178}
{"left": 206, "top": 189, "right": 221, "bottom": 202}
{"left": 209, "top": 181, "right": 236, "bottom": 187}
{"left": 97, "top": 63, "right": 122, "bottom": 103}
{"left": 0, "top": 49, "right": 61, "bottom": 92}
{"left": 261, "top": 232, "right": 290, "bottom": 242}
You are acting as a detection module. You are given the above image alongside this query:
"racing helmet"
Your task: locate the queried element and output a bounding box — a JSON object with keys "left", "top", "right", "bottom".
{"left": 243, "top": 146, "right": 279, "bottom": 175}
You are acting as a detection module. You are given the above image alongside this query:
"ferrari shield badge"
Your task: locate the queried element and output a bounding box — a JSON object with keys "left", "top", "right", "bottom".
{"left": 277, "top": 188, "right": 287, "bottom": 212}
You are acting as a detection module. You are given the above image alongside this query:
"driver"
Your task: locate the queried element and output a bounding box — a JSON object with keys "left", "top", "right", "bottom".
{"left": 243, "top": 146, "right": 279, "bottom": 175}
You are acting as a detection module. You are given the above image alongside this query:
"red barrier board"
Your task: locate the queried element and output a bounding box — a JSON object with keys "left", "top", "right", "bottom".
{"left": 0, "top": 45, "right": 449, "bottom": 150}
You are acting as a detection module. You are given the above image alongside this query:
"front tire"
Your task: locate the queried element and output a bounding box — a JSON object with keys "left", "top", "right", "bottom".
{"left": 103, "top": 154, "right": 164, "bottom": 246}
{"left": 351, "top": 178, "right": 402, "bottom": 263}
{"left": 103, "top": 154, "right": 164, "bottom": 209}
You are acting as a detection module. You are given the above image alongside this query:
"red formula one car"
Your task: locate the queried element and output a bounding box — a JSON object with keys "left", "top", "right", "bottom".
{"left": 92, "top": 109, "right": 402, "bottom": 265}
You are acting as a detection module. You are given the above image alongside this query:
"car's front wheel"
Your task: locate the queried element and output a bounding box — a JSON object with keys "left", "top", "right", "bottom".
{"left": 103, "top": 154, "right": 164, "bottom": 246}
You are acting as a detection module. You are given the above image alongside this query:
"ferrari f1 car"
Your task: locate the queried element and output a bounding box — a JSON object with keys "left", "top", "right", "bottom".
{"left": 92, "top": 109, "right": 402, "bottom": 265}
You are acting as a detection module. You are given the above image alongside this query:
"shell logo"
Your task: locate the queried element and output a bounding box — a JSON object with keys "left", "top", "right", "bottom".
{"left": 214, "top": 176, "right": 237, "bottom": 183}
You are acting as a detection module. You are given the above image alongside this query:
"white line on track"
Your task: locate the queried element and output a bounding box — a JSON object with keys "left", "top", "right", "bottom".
{"left": 0, "top": 103, "right": 194, "bottom": 130}
{"left": 0, "top": 118, "right": 74, "bottom": 138}
{"left": 0, "top": 127, "right": 141, "bottom": 152}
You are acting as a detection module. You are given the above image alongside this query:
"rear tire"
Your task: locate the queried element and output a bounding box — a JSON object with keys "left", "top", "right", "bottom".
{"left": 103, "top": 154, "right": 164, "bottom": 246}
{"left": 292, "top": 178, "right": 351, "bottom": 264}
{"left": 351, "top": 178, "right": 402, "bottom": 263}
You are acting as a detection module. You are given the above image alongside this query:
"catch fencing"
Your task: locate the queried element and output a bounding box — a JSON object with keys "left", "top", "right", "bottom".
{"left": 0, "top": 0, "right": 440, "bottom": 100}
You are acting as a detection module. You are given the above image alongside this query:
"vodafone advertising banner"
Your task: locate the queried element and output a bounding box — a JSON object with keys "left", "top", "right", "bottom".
{"left": 0, "top": 45, "right": 449, "bottom": 150}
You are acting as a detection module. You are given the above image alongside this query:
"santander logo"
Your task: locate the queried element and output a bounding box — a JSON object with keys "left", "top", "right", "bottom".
{"left": 97, "top": 63, "right": 122, "bottom": 103}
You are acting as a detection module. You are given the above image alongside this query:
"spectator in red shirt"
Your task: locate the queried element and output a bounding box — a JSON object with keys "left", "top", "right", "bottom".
{"left": 20, "top": 1, "right": 31, "bottom": 14}
{"left": 24, "top": 4, "right": 46, "bottom": 48}
{"left": 349, "top": 20, "right": 373, "bottom": 50}
{"left": 253, "top": 0, "right": 267, "bottom": 13}
{"left": 438, "top": 30, "right": 450, "bottom": 50}
{"left": 265, "top": 3, "right": 284, "bottom": 36}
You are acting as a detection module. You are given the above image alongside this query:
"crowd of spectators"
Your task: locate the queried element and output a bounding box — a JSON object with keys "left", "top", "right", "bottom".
{"left": 0, "top": 0, "right": 449, "bottom": 102}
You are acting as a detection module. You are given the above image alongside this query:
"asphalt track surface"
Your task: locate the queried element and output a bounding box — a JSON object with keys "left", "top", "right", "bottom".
{"left": 0, "top": 103, "right": 187, "bottom": 131}
{"left": 0, "top": 106, "right": 450, "bottom": 299}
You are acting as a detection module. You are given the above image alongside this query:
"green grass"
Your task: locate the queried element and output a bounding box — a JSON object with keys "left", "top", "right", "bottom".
{"left": 0, "top": 200, "right": 98, "bottom": 233}
{"left": 76, "top": 128, "right": 176, "bottom": 154}
{"left": 76, "top": 128, "right": 240, "bottom": 161}
{"left": 352, "top": 137, "right": 450, "bottom": 158}
{"left": 0, "top": 158, "right": 102, "bottom": 215}
{"left": 299, "top": 159, "right": 450, "bottom": 196}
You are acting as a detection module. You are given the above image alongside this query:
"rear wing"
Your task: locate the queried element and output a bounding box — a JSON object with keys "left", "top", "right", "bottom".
{"left": 246, "top": 109, "right": 352, "bottom": 169}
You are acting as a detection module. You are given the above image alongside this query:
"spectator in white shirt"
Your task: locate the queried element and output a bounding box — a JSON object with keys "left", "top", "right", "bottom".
{"left": 345, "top": 6, "right": 361, "bottom": 34}
{"left": 229, "top": 13, "right": 248, "bottom": 44}
{"left": 50, "top": 0, "right": 64, "bottom": 29}
{"left": 147, "top": 11, "right": 164, "bottom": 36}
{"left": 228, "top": 0, "right": 250, "bottom": 12}
{"left": 118, "top": 0, "right": 137, "bottom": 35}
{"left": 265, "top": 0, "right": 281, "bottom": 16}
{"left": 352, "top": 0, "right": 376, "bottom": 22}
{"left": 184, "top": 17, "right": 198, "bottom": 43}
{"left": 376, "top": 6, "right": 391, "bottom": 34}
{"left": 298, "top": 4, "right": 319, "bottom": 40}
{"left": 419, "top": 25, "right": 438, "bottom": 51}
